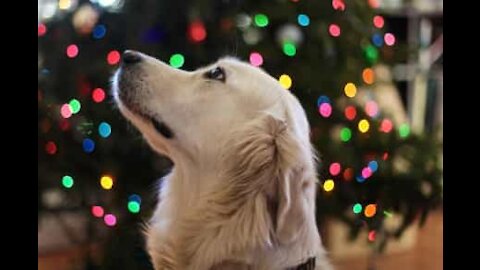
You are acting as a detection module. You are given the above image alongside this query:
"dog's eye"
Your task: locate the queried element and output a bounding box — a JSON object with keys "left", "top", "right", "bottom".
{"left": 204, "top": 67, "right": 226, "bottom": 82}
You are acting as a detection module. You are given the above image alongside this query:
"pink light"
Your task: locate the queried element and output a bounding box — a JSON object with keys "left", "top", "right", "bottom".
{"left": 319, "top": 103, "right": 332, "bottom": 118}
{"left": 365, "top": 101, "right": 378, "bottom": 117}
{"left": 384, "top": 33, "right": 396, "bottom": 46}
{"left": 332, "top": 0, "right": 346, "bottom": 11}
{"left": 60, "top": 104, "right": 72, "bottom": 119}
{"left": 38, "top": 23, "right": 47, "bottom": 36}
{"left": 368, "top": 230, "right": 376, "bottom": 242}
{"left": 373, "top": 16, "right": 384, "bottom": 28}
{"left": 329, "top": 162, "right": 341, "bottom": 176}
{"left": 91, "top": 206, "right": 104, "bottom": 218}
{"left": 66, "top": 44, "right": 79, "bottom": 58}
{"left": 329, "top": 24, "right": 341, "bottom": 37}
{"left": 104, "top": 214, "right": 117, "bottom": 227}
{"left": 368, "top": 0, "right": 380, "bottom": 9}
{"left": 249, "top": 52, "right": 264, "bottom": 67}
{"left": 362, "top": 167, "right": 373, "bottom": 178}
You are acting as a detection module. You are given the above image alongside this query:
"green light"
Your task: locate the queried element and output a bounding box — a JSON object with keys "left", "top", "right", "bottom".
{"left": 365, "top": 45, "right": 379, "bottom": 64}
{"left": 283, "top": 42, "right": 296, "bottom": 57}
{"left": 353, "top": 203, "right": 362, "bottom": 214}
{"left": 254, "top": 14, "right": 269, "bottom": 27}
{"left": 169, "top": 54, "right": 185, "bottom": 69}
{"left": 128, "top": 201, "right": 140, "bottom": 213}
{"left": 399, "top": 123, "right": 410, "bottom": 138}
{"left": 383, "top": 210, "right": 393, "bottom": 218}
{"left": 340, "top": 127, "right": 352, "bottom": 142}
{"left": 62, "top": 175, "right": 74, "bottom": 189}
{"left": 69, "top": 99, "right": 81, "bottom": 114}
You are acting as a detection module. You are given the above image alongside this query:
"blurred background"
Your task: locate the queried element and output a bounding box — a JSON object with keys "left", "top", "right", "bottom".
{"left": 38, "top": 0, "right": 443, "bottom": 269}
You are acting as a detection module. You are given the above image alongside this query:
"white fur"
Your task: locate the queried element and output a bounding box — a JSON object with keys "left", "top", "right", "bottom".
{"left": 113, "top": 53, "right": 332, "bottom": 270}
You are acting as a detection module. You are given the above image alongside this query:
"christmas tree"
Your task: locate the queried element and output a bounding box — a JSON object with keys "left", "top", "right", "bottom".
{"left": 38, "top": 0, "right": 442, "bottom": 269}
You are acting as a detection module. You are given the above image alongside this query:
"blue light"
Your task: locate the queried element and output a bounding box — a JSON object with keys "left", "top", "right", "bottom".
{"left": 93, "top": 24, "right": 106, "bottom": 39}
{"left": 98, "top": 122, "right": 112, "bottom": 138}
{"left": 356, "top": 175, "right": 365, "bottom": 183}
{"left": 372, "top": 34, "right": 383, "bottom": 47}
{"left": 368, "top": 160, "right": 379, "bottom": 172}
{"left": 128, "top": 194, "right": 142, "bottom": 204}
{"left": 297, "top": 14, "right": 310, "bottom": 27}
{"left": 83, "top": 138, "right": 95, "bottom": 153}
{"left": 317, "top": 95, "right": 331, "bottom": 107}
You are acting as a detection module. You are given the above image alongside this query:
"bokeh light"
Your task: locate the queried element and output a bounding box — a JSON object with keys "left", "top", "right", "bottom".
{"left": 93, "top": 24, "right": 107, "bottom": 39}
{"left": 344, "top": 83, "right": 357, "bottom": 98}
{"left": 362, "top": 167, "right": 373, "bottom": 178}
{"left": 319, "top": 103, "right": 332, "bottom": 118}
{"left": 368, "top": 0, "right": 380, "bottom": 8}
{"left": 254, "top": 14, "right": 269, "bottom": 27}
{"left": 128, "top": 201, "right": 141, "bottom": 213}
{"left": 328, "top": 24, "right": 341, "bottom": 37}
{"left": 98, "top": 122, "right": 112, "bottom": 138}
{"left": 38, "top": 23, "right": 47, "bottom": 37}
{"left": 343, "top": 168, "right": 353, "bottom": 181}
{"left": 66, "top": 44, "right": 79, "bottom": 58}
{"left": 92, "top": 88, "right": 106, "bottom": 103}
{"left": 380, "top": 119, "right": 393, "bottom": 133}
{"left": 91, "top": 206, "right": 104, "bottom": 218}
{"left": 344, "top": 106, "right": 357, "bottom": 120}
{"left": 368, "top": 160, "right": 379, "bottom": 172}
{"left": 62, "top": 175, "right": 74, "bottom": 189}
{"left": 100, "top": 175, "right": 114, "bottom": 190}
{"left": 373, "top": 15, "right": 384, "bottom": 28}
{"left": 365, "top": 45, "right": 379, "bottom": 64}
{"left": 45, "top": 141, "right": 57, "bottom": 155}
{"left": 82, "top": 138, "right": 95, "bottom": 153}
{"left": 58, "top": 0, "right": 72, "bottom": 10}
{"left": 329, "top": 162, "right": 341, "bottom": 176}
{"left": 279, "top": 74, "right": 292, "bottom": 89}
{"left": 356, "top": 175, "right": 365, "bottom": 183}
{"left": 353, "top": 203, "right": 362, "bottom": 214}
{"left": 69, "top": 99, "right": 81, "bottom": 114}
{"left": 332, "top": 0, "right": 346, "bottom": 11}
{"left": 399, "top": 123, "right": 410, "bottom": 138}
{"left": 61, "top": 104, "right": 73, "bottom": 119}
{"left": 372, "top": 33, "right": 384, "bottom": 47}
{"left": 358, "top": 119, "right": 370, "bottom": 133}
{"left": 297, "top": 14, "right": 310, "bottom": 27}
{"left": 340, "top": 127, "right": 352, "bottom": 142}
{"left": 249, "top": 52, "right": 263, "bottom": 67}
{"left": 283, "top": 42, "right": 297, "bottom": 57}
{"left": 104, "top": 214, "right": 117, "bottom": 227}
{"left": 383, "top": 152, "right": 389, "bottom": 160}
{"left": 323, "top": 179, "right": 335, "bottom": 192}
{"left": 128, "top": 194, "right": 142, "bottom": 204}
{"left": 188, "top": 21, "right": 207, "bottom": 43}
{"left": 107, "top": 50, "right": 121, "bottom": 65}
{"left": 368, "top": 230, "right": 376, "bottom": 242}
{"left": 384, "top": 33, "right": 396, "bottom": 46}
{"left": 317, "top": 95, "right": 331, "bottom": 107}
{"left": 362, "top": 68, "right": 375, "bottom": 85}
{"left": 169, "top": 53, "right": 185, "bottom": 68}
{"left": 364, "top": 204, "right": 377, "bottom": 218}
{"left": 365, "top": 101, "right": 378, "bottom": 117}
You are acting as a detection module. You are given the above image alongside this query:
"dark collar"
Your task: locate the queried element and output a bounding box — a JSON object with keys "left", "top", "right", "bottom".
{"left": 286, "top": 257, "right": 316, "bottom": 270}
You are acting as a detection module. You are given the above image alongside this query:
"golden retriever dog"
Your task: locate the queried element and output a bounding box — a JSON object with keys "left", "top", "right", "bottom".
{"left": 112, "top": 50, "right": 332, "bottom": 270}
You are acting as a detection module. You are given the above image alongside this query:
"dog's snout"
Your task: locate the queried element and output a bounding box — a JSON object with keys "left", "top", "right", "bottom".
{"left": 122, "top": 50, "right": 142, "bottom": 65}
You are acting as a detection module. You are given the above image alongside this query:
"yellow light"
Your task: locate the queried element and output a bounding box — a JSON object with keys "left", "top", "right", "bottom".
{"left": 323, "top": 179, "right": 335, "bottom": 192}
{"left": 344, "top": 82, "right": 357, "bottom": 98}
{"left": 59, "top": 0, "right": 72, "bottom": 10}
{"left": 358, "top": 119, "right": 370, "bottom": 133}
{"left": 100, "top": 175, "right": 113, "bottom": 190}
{"left": 279, "top": 74, "right": 292, "bottom": 89}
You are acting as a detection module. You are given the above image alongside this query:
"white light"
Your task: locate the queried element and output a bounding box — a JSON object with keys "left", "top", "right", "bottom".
{"left": 41, "top": 2, "right": 57, "bottom": 20}
{"left": 99, "top": 0, "right": 116, "bottom": 7}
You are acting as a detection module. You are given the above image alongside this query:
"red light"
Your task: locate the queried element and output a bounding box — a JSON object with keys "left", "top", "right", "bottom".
{"left": 92, "top": 88, "right": 106, "bottom": 103}
{"left": 329, "top": 163, "right": 341, "bottom": 176}
{"left": 66, "top": 44, "right": 79, "bottom": 58}
{"left": 59, "top": 119, "right": 71, "bottom": 131}
{"left": 45, "top": 141, "right": 57, "bottom": 155}
{"left": 373, "top": 16, "right": 384, "bottom": 28}
{"left": 383, "top": 152, "right": 389, "bottom": 160}
{"left": 92, "top": 206, "right": 104, "bottom": 218}
{"left": 368, "top": 0, "right": 380, "bottom": 8}
{"left": 343, "top": 168, "right": 353, "bottom": 181}
{"left": 329, "top": 24, "right": 341, "bottom": 37}
{"left": 344, "top": 106, "right": 357, "bottom": 120}
{"left": 188, "top": 21, "right": 207, "bottom": 43}
{"left": 380, "top": 119, "right": 393, "bottom": 133}
{"left": 368, "top": 230, "right": 376, "bottom": 242}
{"left": 38, "top": 23, "right": 47, "bottom": 37}
{"left": 107, "top": 50, "right": 121, "bottom": 65}
{"left": 332, "top": 0, "right": 346, "bottom": 11}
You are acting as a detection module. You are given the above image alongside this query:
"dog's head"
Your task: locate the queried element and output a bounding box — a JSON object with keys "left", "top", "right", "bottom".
{"left": 113, "top": 51, "right": 318, "bottom": 245}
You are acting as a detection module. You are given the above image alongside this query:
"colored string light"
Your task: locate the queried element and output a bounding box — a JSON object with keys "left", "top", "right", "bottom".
{"left": 188, "top": 21, "right": 207, "bottom": 43}
{"left": 319, "top": 103, "right": 332, "bottom": 118}
{"left": 384, "top": 33, "right": 396, "bottom": 46}
{"left": 362, "top": 167, "right": 373, "bottom": 178}
{"left": 353, "top": 203, "right": 362, "bottom": 214}
{"left": 297, "top": 14, "right": 310, "bottom": 27}
{"left": 92, "top": 206, "right": 104, "bottom": 218}
{"left": 358, "top": 119, "right": 370, "bottom": 133}
{"left": 373, "top": 16, "right": 384, "bottom": 28}
{"left": 66, "top": 44, "right": 79, "bottom": 58}
{"left": 368, "top": 230, "right": 376, "bottom": 242}
{"left": 328, "top": 24, "right": 341, "bottom": 37}
{"left": 98, "top": 122, "right": 112, "bottom": 138}
{"left": 61, "top": 104, "right": 73, "bottom": 119}
{"left": 344, "top": 106, "right": 357, "bottom": 120}
{"left": 343, "top": 168, "right": 353, "bottom": 181}
{"left": 62, "top": 175, "right": 74, "bottom": 188}
{"left": 38, "top": 23, "right": 47, "bottom": 37}
{"left": 69, "top": 99, "right": 81, "bottom": 114}
{"left": 169, "top": 53, "right": 185, "bottom": 68}
{"left": 104, "top": 214, "right": 117, "bottom": 226}
{"left": 323, "top": 179, "right": 335, "bottom": 192}
{"left": 332, "top": 0, "right": 346, "bottom": 11}
{"left": 317, "top": 95, "right": 331, "bottom": 107}
{"left": 249, "top": 52, "right": 263, "bottom": 67}
{"left": 93, "top": 24, "right": 107, "bottom": 39}
{"left": 340, "top": 127, "right": 352, "bottom": 142}
{"left": 364, "top": 204, "right": 377, "bottom": 218}
{"left": 399, "top": 123, "right": 410, "bottom": 138}
{"left": 365, "top": 101, "right": 378, "bottom": 117}
{"left": 380, "top": 119, "right": 393, "bottom": 133}
{"left": 329, "top": 163, "right": 341, "bottom": 176}
{"left": 344, "top": 83, "right": 357, "bottom": 98}
{"left": 372, "top": 33, "right": 383, "bottom": 47}
{"left": 128, "top": 194, "right": 142, "bottom": 204}
{"left": 368, "top": 160, "right": 379, "bottom": 172}
{"left": 283, "top": 42, "right": 297, "bottom": 57}
{"left": 92, "top": 88, "right": 106, "bottom": 103}
{"left": 362, "top": 68, "right": 375, "bottom": 85}
{"left": 107, "top": 50, "right": 121, "bottom": 65}
{"left": 82, "top": 138, "right": 95, "bottom": 153}
{"left": 279, "top": 74, "right": 292, "bottom": 89}
{"left": 100, "top": 175, "right": 114, "bottom": 190}
{"left": 254, "top": 14, "right": 269, "bottom": 27}
{"left": 128, "top": 201, "right": 140, "bottom": 213}
{"left": 45, "top": 141, "right": 57, "bottom": 155}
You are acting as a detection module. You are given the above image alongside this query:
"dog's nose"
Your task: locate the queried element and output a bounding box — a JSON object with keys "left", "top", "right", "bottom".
{"left": 122, "top": 50, "right": 142, "bottom": 65}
